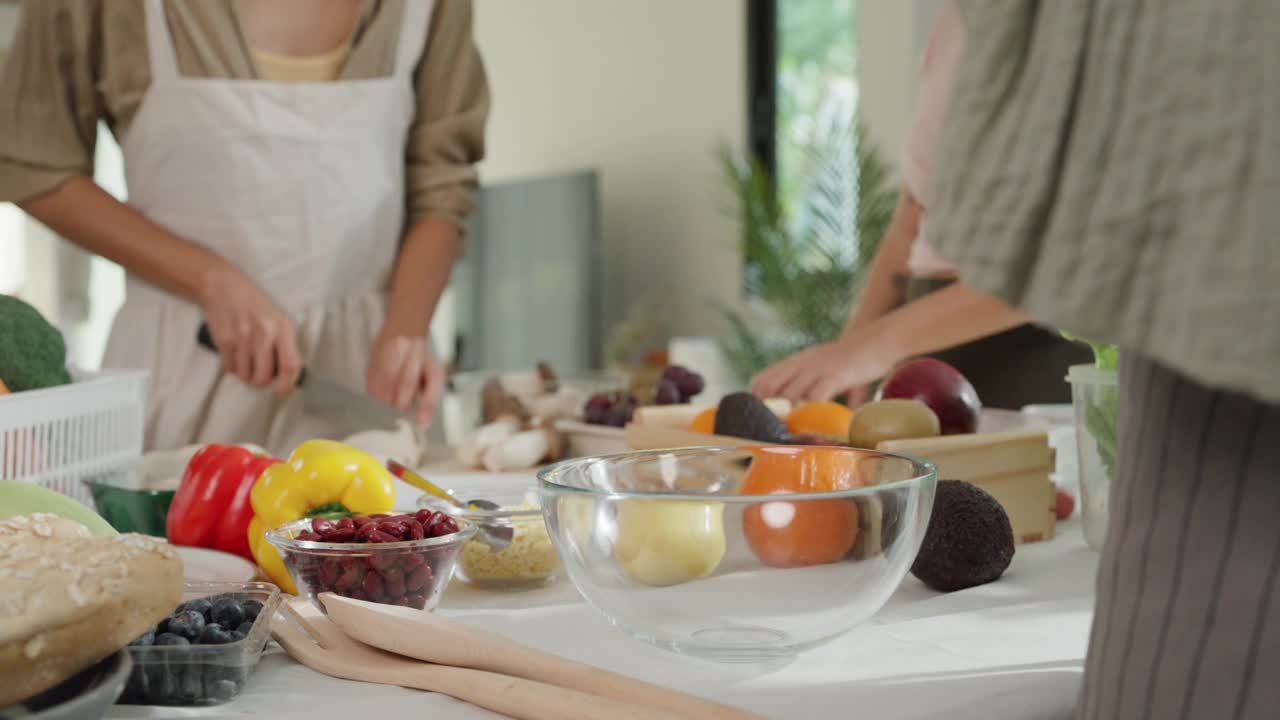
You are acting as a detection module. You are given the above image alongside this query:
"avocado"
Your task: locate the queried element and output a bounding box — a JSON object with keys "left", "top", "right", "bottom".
{"left": 910, "top": 480, "right": 1014, "bottom": 592}
{"left": 713, "top": 392, "right": 790, "bottom": 443}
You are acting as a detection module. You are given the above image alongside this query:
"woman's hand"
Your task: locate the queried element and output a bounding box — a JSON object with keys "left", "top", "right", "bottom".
{"left": 750, "top": 337, "right": 895, "bottom": 406}
{"left": 201, "top": 264, "right": 302, "bottom": 394}
{"left": 366, "top": 332, "right": 444, "bottom": 428}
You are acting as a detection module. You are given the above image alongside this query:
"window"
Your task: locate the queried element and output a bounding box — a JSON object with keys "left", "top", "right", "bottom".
{"left": 748, "top": 0, "right": 858, "bottom": 211}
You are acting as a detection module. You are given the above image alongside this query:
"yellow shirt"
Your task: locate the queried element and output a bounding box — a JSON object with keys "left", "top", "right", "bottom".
{"left": 252, "top": 43, "right": 353, "bottom": 84}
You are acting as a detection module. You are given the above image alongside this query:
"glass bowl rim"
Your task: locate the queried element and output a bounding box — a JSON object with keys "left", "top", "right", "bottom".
{"left": 265, "top": 516, "right": 478, "bottom": 552}
{"left": 415, "top": 491, "right": 543, "bottom": 522}
{"left": 537, "top": 445, "right": 938, "bottom": 502}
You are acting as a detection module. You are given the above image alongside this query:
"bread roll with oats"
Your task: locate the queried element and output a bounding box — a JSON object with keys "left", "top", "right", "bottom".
{"left": 0, "top": 513, "right": 183, "bottom": 707}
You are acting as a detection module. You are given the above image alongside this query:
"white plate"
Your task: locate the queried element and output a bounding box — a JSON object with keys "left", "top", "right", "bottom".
{"left": 175, "top": 546, "right": 258, "bottom": 583}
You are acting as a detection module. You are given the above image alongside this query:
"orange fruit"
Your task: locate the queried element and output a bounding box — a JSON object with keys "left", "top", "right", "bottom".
{"left": 739, "top": 446, "right": 863, "bottom": 568}
{"left": 786, "top": 401, "right": 855, "bottom": 438}
{"left": 744, "top": 494, "right": 859, "bottom": 568}
{"left": 742, "top": 446, "right": 865, "bottom": 493}
{"left": 689, "top": 407, "right": 717, "bottom": 434}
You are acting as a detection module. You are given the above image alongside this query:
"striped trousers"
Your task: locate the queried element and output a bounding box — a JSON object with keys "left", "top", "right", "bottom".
{"left": 1077, "top": 355, "right": 1280, "bottom": 719}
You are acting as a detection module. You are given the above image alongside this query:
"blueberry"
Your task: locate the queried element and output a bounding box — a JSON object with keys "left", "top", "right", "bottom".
{"left": 154, "top": 632, "right": 190, "bottom": 646}
{"left": 181, "top": 598, "right": 213, "bottom": 621}
{"left": 129, "top": 629, "right": 156, "bottom": 647}
{"left": 241, "top": 600, "right": 264, "bottom": 620}
{"left": 179, "top": 667, "right": 203, "bottom": 703}
{"left": 165, "top": 610, "right": 205, "bottom": 641}
{"left": 199, "top": 623, "right": 234, "bottom": 645}
{"left": 230, "top": 630, "right": 247, "bottom": 642}
{"left": 236, "top": 620, "right": 255, "bottom": 636}
{"left": 210, "top": 598, "right": 245, "bottom": 629}
{"left": 208, "top": 678, "right": 240, "bottom": 702}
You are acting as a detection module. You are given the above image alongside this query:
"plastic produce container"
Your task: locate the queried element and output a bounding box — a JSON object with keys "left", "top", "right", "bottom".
{"left": 1067, "top": 365, "right": 1119, "bottom": 551}
{"left": 0, "top": 369, "right": 147, "bottom": 508}
{"left": 120, "top": 581, "right": 282, "bottom": 707}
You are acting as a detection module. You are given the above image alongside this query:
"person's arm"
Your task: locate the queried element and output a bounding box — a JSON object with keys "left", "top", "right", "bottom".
{"left": 364, "top": 0, "right": 489, "bottom": 427}
{"left": 749, "top": 187, "right": 920, "bottom": 404}
{"left": 753, "top": 282, "right": 1027, "bottom": 403}
{"left": 22, "top": 178, "right": 303, "bottom": 392}
{"left": 365, "top": 217, "right": 461, "bottom": 424}
{"left": 1, "top": 3, "right": 299, "bottom": 392}
{"left": 840, "top": 187, "right": 922, "bottom": 340}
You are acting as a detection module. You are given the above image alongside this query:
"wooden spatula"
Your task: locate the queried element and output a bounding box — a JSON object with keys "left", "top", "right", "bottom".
{"left": 320, "top": 593, "right": 765, "bottom": 720}
{"left": 273, "top": 598, "right": 680, "bottom": 720}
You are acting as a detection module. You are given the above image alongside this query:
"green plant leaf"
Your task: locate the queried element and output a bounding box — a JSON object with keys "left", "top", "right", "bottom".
{"left": 716, "top": 117, "right": 893, "bottom": 383}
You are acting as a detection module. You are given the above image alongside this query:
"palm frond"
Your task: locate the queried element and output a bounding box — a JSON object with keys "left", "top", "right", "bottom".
{"left": 717, "top": 117, "right": 894, "bottom": 383}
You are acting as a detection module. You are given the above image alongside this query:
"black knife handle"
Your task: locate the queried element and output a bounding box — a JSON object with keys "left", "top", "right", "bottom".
{"left": 196, "top": 323, "right": 308, "bottom": 385}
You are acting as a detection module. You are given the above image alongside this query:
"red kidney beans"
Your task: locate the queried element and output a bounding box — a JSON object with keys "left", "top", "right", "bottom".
{"left": 426, "top": 515, "right": 459, "bottom": 538}
{"left": 336, "top": 566, "right": 362, "bottom": 591}
{"left": 362, "top": 570, "right": 385, "bottom": 600}
{"left": 377, "top": 521, "right": 408, "bottom": 538}
{"left": 287, "top": 511, "right": 462, "bottom": 610}
{"left": 405, "top": 563, "right": 433, "bottom": 592}
{"left": 320, "top": 528, "right": 356, "bottom": 543}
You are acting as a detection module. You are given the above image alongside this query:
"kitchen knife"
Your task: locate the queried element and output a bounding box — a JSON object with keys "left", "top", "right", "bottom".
{"left": 196, "top": 324, "right": 403, "bottom": 431}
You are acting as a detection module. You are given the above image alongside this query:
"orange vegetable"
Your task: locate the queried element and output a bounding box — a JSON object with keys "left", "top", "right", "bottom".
{"left": 785, "top": 401, "right": 855, "bottom": 438}
{"left": 689, "top": 407, "right": 716, "bottom": 434}
{"left": 739, "top": 446, "right": 863, "bottom": 568}
{"left": 0, "top": 377, "right": 8, "bottom": 395}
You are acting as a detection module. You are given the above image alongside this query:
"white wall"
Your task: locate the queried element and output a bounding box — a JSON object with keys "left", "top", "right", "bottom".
{"left": 473, "top": 0, "right": 748, "bottom": 339}
{"left": 856, "top": 0, "right": 946, "bottom": 176}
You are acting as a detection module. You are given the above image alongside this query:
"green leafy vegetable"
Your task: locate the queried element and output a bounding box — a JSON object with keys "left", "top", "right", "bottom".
{"left": 1062, "top": 331, "right": 1120, "bottom": 481}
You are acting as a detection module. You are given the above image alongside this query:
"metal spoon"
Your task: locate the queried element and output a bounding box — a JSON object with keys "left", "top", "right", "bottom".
{"left": 386, "top": 460, "right": 515, "bottom": 552}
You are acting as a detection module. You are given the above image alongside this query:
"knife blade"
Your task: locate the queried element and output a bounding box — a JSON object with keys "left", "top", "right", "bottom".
{"left": 196, "top": 323, "right": 404, "bottom": 431}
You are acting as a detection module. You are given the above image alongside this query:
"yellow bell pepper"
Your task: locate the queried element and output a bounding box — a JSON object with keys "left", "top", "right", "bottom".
{"left": 247, "top": 439, "right": 396, "bottom": 593}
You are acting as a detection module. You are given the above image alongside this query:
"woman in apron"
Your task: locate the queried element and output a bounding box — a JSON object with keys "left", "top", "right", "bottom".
{"left": 0, "top": 0, "right": 488, "bottom": 455}
{"left": 751, "top": 1, "right": 1091, "bottom": 409}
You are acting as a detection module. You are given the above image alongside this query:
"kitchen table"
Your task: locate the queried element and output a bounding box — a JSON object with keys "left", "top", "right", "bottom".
{"left": 106, "top": 487, "right": 1098, "bottom": 720}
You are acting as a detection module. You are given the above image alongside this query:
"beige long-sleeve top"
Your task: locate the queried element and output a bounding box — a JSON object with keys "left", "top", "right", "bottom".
{"left": 0, "top": 0, "right": 489, "bottom": 229}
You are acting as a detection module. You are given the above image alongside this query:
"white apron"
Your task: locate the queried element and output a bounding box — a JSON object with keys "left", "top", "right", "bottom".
{"left": 103, "top": 0, "right": 434, "bottom": 456}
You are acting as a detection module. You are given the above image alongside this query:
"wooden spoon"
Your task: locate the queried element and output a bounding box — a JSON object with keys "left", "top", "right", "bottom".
{"left": 273, "top": 598, "right": 679, "bottom": 720}
{"left": 320, "top": 593, "right": 765, "bottom": 720}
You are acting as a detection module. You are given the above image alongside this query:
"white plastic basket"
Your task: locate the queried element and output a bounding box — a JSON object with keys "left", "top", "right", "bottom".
{"left": 0, "top": 369, "right": 148, "bottom": 507}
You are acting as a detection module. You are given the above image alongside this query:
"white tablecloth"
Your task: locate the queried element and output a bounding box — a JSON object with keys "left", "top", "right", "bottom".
{"left": 107, "top": 475, "right": 1099, "bottom": 720}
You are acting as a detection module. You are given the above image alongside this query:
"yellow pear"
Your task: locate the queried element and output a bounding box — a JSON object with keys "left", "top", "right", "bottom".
{"left": 614, "top": 499, "right": 726, "bottom": 586}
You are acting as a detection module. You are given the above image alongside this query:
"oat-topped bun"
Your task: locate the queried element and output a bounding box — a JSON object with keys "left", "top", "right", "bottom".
{"left": 0, "top": 513, "right": 183, "bottom": 707}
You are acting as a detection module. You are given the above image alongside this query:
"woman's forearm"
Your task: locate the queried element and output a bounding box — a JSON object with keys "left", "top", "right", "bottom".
{"left": 865, "top": 282, "right": 1028, "bottom": 365}
{"left": 840, "top": 188, "right": 922, "bottom": 339}
{"left": 381, "top": 216, "right": 462, "bottom": 338}
{"left": 20, "top": 176, "right": 230, "bottom": 304}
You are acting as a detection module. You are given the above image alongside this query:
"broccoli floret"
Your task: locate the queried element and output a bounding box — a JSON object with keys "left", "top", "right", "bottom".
{"left": 0, "top": 295, "right": 72, "bottom": 392}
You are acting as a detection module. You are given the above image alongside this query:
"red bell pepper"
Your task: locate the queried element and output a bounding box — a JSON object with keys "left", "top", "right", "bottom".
{"left": 166, "top": 444, "right": 281, "bottom": 561}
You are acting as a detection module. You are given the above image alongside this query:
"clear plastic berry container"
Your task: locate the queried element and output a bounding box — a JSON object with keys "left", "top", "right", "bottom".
{"left": 120, "top": 581, "right": 282, "bottom": 706}
{"left": 267, "top": 512, "right": 475, "bottom": 613}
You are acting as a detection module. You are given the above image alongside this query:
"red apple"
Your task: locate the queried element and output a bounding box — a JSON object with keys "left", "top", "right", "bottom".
{"left": 875, "top": 358, "right": 981, "bottom": 435}
{"left": 1055, "top": 488, "right": 1075, "bottom": 520}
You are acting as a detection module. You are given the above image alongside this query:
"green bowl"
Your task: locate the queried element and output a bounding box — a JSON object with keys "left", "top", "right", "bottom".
{"left": 85, "top": 475, "right": 174, "bottom": 537}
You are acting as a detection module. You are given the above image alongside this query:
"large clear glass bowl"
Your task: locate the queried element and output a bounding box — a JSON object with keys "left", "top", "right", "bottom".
{"left": 538, "top": 446, "right": 937, "bottom": 663}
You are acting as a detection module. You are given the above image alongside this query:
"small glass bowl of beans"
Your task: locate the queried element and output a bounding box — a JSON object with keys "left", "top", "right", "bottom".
{"left": 266, "top": 510, "right": 476, "bottom": 613}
